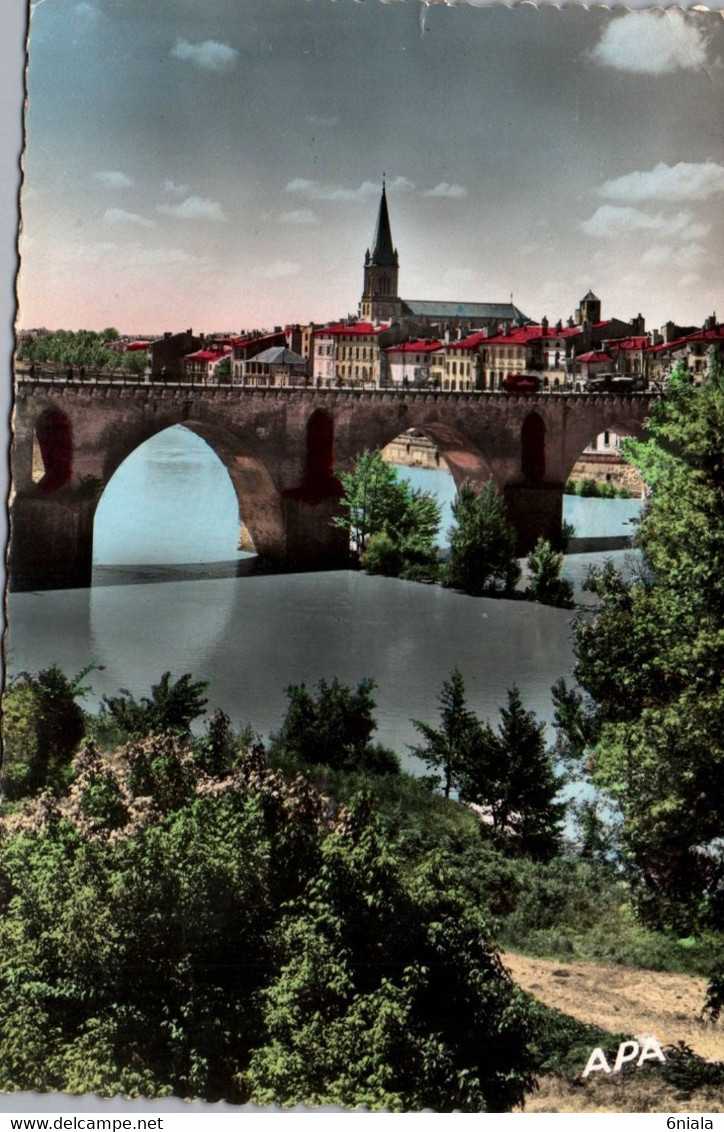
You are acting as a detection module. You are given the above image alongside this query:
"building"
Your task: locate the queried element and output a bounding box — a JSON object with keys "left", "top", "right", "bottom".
{"left": 359, "top": 181, "right": 530, "bottom": 334}
{"left": 182, "top": 344, "right": 232, "bottom": 384}
{"left": 148, "top": 329, "right": 203, "bottom": 380}
{"left": 229, "top": 331, "right": 286, "bottom": 384}
{"left": 244, "top": 346, "right": 308, "bottom": 387}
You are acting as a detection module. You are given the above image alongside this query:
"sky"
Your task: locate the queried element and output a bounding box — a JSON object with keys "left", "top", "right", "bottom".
{"left": 16, "top": 0, "right": 724, "bottom": 336}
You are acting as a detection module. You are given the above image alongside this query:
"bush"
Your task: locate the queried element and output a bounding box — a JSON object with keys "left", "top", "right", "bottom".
{"left": 2, "top": 666, "right": 91, "bottom": 798}
{"left": 525, "top": 538, "right": 575, "bottom": 608}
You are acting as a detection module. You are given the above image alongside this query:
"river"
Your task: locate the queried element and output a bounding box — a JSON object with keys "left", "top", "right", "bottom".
{"left": 6, "top": 425, "right": 643, "bottom": 770}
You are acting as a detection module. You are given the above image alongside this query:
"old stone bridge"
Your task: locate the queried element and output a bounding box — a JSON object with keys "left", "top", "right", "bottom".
{"left": 9, "top": 377, "right": 656, "bottom": 590}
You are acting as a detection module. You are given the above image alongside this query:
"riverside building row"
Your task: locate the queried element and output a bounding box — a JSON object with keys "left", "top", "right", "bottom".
{"left": 85, "top": 181, "right": 723, "bottom": 390}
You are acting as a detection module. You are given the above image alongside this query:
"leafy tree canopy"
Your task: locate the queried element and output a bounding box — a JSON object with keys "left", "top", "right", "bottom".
{"left": 99, "top": 672, "right": 209, "bottom": 741}
{"left": 333, "top": 449, "right": 440, "bottom": 579}
{"left": 272, "top": 676, "right": 399, "bottom": 776}
{"left": 556, "top": 362, "right": 724, "bottom": 930}
{"left": 443, "top": 481, "right": 521, "bottom": 596}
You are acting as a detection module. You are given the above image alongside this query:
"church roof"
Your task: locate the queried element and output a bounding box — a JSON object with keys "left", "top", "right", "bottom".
{"left": 400, "top": 299, "right": 530, "bottom": 323}
{"left": 368, "top": 182, "right": 398, "bottom": 268}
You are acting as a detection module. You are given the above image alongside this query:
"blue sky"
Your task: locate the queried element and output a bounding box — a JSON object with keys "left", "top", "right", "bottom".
{"left": 17, "top": 0, "right": 724, "bottom": 335}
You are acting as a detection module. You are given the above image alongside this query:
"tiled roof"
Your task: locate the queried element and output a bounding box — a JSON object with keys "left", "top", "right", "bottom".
{"left": 386, "top": 339, "right": 443, "bottom": 354}
{"left": 577, "top": 351, "right": 612, "bottom": 364}
{"left": 608, "top": 337, "right": 649, "bottom": 351}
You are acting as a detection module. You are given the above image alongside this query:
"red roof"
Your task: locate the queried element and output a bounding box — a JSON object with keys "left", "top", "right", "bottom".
{"left": 185, "top": 346, "right": 231, "bottom": 362}
{"left": 125, "top": 340, "right": 150, "bottom": 351}
{"left": 608, "top": 337, "right": 649, "bottom": 351}
{"left": 447, "top": 331, "right": 489, "bottom": 352}
{"left": 230, "top": 331, "right": 285, "bottom": 350}
{"left": 334, "top": 322, "right": 389, "bottom": 338}
{"left": 386, "top": 339, "right": 443, "bottom": 355}
{"left": 577, "top": 351, "right": 612, "bottom": 364}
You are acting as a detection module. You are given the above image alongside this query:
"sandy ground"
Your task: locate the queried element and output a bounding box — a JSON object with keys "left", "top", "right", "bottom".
{"left": 503, "top": 952, "right": 724, "bottom": 1113}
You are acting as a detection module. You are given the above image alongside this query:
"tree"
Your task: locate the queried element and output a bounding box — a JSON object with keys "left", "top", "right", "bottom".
{"left": 555, "top": 362, "right": 724, "bottom": 930}
{"left": 460, "top": 686, "right": 565, "bottom": 861}
{"left": 411, "top": 667, "right": 481, "bottom": 798}
{"left": 525, "top": 538, "right": 574, "bottom": 608}
{"left": 333, "top": 449, "right": 440, "bottom": 579}
{"left": 272, "top": 677, "right": 399, "bottom": 775}
{"left": 245, "top": 796, "right": 537, "bottom": 1111}
{"left": 98, "top": 672, "right": 208, "bottom": 741}
{"left": 2, "top": 665, "right": 93, "bottom": 798}
{"left": 443, "top": 481, "right": 520, "bottom": 596}
{"left": 0, "top": 740, "right": 538, "bottom": 1108}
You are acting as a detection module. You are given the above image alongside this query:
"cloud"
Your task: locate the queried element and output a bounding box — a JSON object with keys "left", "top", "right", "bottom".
{"left": 260, "top": 261, "right": 302, "bottom": 279}
{"left": 422, "top": 182, "right": 468, "bottom": 199}
{"left": 94, "top": 170, "right": 134, "bottom": 190}
{"left": 171, "top": 39, "right": 239, "bottom": 74}
{"left": 598, "top": 162, "right": 724, "bottom": 203}
{"left": 285, "top": 176, "right": 415, "bottom": 202}
{"left": 579, "top": 205, "right": 707, "bottom": 240}
{"left": 641, "top": 242, "right": 703, "bottom": 268}
{"left": 162, "top": 179, "right": 189, "bottom": 197}
{"left": 278, "top": 209, "right": 319, "bottom": 225}
{"left": 103, "top": 208, "right": 155, "bottom": 228}
{"left": 590, "top": 11, "right": 710, "bottom": 75}
{"left": 157, "top": 196, "right": 227, "bottom": 221}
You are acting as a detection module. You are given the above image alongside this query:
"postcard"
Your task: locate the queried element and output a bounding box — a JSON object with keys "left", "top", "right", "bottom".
{"left": 3, "top": 0, "right": 724, "bottom": 1117}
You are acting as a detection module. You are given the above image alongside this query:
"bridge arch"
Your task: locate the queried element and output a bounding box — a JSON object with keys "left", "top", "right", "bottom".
{"left": 561, "top": 400, "right": 649, "bottom": 488}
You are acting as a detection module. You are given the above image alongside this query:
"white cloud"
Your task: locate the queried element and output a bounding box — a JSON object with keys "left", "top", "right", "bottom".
{"left": 579, "top": 205, "right": 707, "bottom": 240}
{"left": 103, "top": 208, "right": 155, "bottom": 228}
{"left": 278, "top": 209, "right": 319, "bottom": 226}
{"left": 171, "top": 39, "right": 239, "bottom": 74}
{"left": 157, "top": 196, "right": 227, "bottom": 221}
{"left": 285, "top": 176, "right": 415, "bottom": 202}
{"left": 260, "top": 261, "right": 302, "bottom": 279}
{"left": 94, "top": 170, "right": 134, "bottom": 190}
{"left": 599, "top": 162, "right": 724, "bottom": 203}
{"left": 422, "top": 182, "right": 468, "bottom": 199}
{"left": 641, "top": 242, "right": 703, "bottom": 268}
{"left": 590, "top": 11, "right": 710, "bottom": 75}
{"left": 163, "top": 179, "right": 189, "bottom": 197}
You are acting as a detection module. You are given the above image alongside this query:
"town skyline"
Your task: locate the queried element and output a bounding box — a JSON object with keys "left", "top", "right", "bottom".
{"left": 17, "top": 1, "right": 724, "bottom": 336}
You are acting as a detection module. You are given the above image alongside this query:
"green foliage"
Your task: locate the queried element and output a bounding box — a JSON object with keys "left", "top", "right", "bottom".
{"left": 245, "top": 796, "right": 537, "bottom": 1111}
{"left": 98, "top": 672, "right": 208, "bottom": 741}
{"left": 2, "top": 665, "right": 93, "bottom": 798}
{"left": 191, "top": 710, "right": 254, "bottom": 776}
{"left": 0, "top": 741, "right": 541, "bottom": 1109}
{"left": 333, "top": 449, "right": 440, "bottom": 578}
{"left": 411, "top": 667, "right": 481, "bottom": 799}
{"left": 412, "top": 672, "right": 563, "bottom": 860}
{"left": 459, "top": 686, "right": 565, "bottom": 861}
{"left": 271, "top": 677, "right": 399, "bottom": 776}
{"left": 525, "top": 538, "right": 574, "bottom": 608}
{"left": 443, "top": 481, "right": 521, "bottom": 596}
{"left": 558, "top": 363, "right": 724, "bottom": 934}
{"left": 17, "top": 329, "right": 145, "bottom": 374}
{"left": 564, "top": 479, "right": 630, "bottom": 499}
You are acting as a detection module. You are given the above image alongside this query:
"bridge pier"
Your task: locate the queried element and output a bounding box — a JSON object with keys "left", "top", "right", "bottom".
{"left": 504, "top": 483, "right": 565, "bottom": 555}
{"left": 8, "top": 492, "right": 95, "bottom": 592}
{"left": 282, "top": 496, "right": 350, "bottom": 570}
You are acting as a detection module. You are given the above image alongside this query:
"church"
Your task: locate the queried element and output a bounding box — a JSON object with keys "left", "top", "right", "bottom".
{"left": 359, "top": 180, "right": 530, "bottom": 334}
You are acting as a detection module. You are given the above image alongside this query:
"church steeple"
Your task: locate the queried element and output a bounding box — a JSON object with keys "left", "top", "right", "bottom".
{"left": 369, "top": 177, "right": 398, "bottom": 269}
{"left": 360, "top": 178, "right": 401, "bottom": 323}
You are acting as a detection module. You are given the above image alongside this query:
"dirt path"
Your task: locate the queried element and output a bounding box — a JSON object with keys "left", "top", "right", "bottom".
{"left": 503, "top": 952, "right": 724, "bottom": 1113}
{"left": 503, "top": 952, "right": 723, "bottom": 1061}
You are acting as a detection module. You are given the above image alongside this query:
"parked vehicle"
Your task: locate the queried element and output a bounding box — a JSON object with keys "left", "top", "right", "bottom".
{"left": 503, "top": 372, "right": 540, "bottom": 394}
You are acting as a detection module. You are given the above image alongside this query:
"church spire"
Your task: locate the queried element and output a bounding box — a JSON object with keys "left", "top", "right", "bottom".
{"left": 369, "top": 178, "right": 398, "bottom": 268}
{"left": 359, "top": 179, "right": 401, "bottom": 323}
